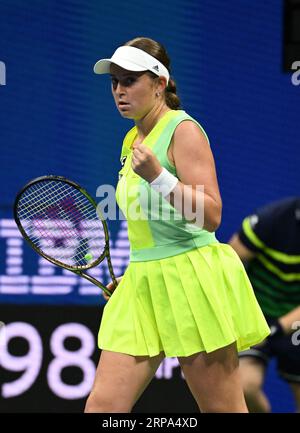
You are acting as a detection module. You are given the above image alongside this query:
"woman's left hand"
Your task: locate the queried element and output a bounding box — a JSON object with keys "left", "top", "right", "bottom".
{"left": 132, "top": 142, "right": 162, "bottom": 183}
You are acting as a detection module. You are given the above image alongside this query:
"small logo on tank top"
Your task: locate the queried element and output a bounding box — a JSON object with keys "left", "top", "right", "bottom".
{"left": 119, "top": 156, "right": 127, "bottom": 180}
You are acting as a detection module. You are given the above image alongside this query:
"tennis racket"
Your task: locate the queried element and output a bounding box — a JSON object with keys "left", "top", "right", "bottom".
{"left": 13, "top": 175, "right": 118, "bottom": 297}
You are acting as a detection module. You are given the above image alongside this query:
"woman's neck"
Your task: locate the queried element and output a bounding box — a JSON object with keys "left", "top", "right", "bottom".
{"left": 135, "top": 104, "right": 172, "bottom": 139}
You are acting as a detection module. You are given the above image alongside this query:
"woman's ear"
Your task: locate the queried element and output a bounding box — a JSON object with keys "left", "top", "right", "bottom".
{"left": 158, "top": 76, "right": 168, "bottom": 93}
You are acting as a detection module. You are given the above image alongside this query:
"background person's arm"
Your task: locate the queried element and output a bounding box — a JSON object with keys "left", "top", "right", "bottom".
{"left": 229, "top": 233, "right": 256, "bottom": 263}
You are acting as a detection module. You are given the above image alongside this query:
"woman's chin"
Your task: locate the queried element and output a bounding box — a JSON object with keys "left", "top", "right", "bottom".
{"left": 119, "top": 110, "right": 135, "bottom": 119}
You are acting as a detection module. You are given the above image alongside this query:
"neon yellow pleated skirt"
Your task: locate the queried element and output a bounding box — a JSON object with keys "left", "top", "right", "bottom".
{"left": 98, "top": 243, "right": 270, "bottom": 357}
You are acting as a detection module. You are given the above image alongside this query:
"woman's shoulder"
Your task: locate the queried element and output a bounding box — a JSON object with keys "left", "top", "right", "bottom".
{"left": 173, "top": 113, "right": 210, "bottom": 146}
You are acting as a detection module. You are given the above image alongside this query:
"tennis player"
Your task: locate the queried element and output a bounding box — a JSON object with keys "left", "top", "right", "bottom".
{"left": 84, "top": 37, "right": 270, "bottom": 413}
{"left": 229, "top": 197, "right": 300, "bottom": 412}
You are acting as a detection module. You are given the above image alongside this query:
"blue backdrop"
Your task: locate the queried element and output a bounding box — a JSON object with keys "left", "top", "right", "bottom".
{"left": 0, "top": 0, "right": 299, "bottom": 412}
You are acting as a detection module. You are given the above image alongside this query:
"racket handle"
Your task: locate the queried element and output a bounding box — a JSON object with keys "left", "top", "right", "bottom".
{"left": 79, "top": 272, "right": 113, "bottom": 297}
{"left": 107, "top": 255, "right": 118, "bottom": 290}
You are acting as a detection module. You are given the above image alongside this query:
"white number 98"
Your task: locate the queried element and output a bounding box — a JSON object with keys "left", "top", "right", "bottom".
{"left": 0, "top": 322, "right": 96, "bottom": 399}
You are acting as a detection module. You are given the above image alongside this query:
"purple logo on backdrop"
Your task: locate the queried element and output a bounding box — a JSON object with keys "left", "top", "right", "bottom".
{"left": 0, "top": 218, "right": 129, "bottom": 300}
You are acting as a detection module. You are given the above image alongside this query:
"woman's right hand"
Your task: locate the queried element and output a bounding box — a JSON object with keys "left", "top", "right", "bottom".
{"left": 102, "top": 276, "right": 123, "bottom": 301}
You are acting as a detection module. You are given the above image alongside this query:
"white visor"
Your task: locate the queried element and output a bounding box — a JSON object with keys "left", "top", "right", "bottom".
{"left": 93, "top": 46, "right": 170, "bottom": 84}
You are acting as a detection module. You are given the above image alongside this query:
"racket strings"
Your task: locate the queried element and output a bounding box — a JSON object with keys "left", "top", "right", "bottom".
{"left": 17, "top": 180, "right": 106, "bottom": 267}
{"left": 18, "top": 182, "right": 87, "bottom": 217}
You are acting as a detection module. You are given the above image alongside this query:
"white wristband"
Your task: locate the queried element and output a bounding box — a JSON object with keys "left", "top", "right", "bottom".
{"left": 149, "top": 167, "right": 178, "bottom": 198}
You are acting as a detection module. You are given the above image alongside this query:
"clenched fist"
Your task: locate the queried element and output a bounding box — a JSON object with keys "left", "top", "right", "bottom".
{"left": 132, "top": 142, "right": 162, "bottom": 183}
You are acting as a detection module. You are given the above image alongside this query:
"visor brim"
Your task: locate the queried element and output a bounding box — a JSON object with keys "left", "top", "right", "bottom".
{"left": 94, "top": 58, "right": 147, "bottom": 74}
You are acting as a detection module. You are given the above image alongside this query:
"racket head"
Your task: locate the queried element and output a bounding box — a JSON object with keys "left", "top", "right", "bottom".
{"left": 14, "top": 175, "right": 109, "bottom": 271}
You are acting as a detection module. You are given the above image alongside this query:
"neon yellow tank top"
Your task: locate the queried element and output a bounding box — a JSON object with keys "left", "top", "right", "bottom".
{"left": 116, "top": 110, "right": 218, "bottom": 261}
